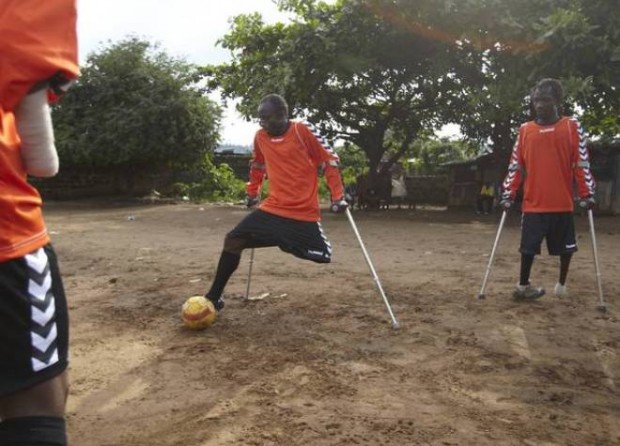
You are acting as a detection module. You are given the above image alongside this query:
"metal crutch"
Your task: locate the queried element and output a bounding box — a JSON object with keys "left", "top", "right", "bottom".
{"left": 244, "top": 247, "right": 255, "bottom": 300}
{"left": 345, "top": 207, "right": 400, "bottom": 330}
{"left": 587, "top": 209, "right": 608, "bottom": 312}
{"left": 245, "top": 196, "right": 260, "bottom": 301}
{"left": 477, "top": 210, "right": 508, "bottom": 299}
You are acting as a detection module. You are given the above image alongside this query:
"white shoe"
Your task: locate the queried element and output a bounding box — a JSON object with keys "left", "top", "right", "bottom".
{"left": 554, "top": 282, "right": 568, "bottom": 297}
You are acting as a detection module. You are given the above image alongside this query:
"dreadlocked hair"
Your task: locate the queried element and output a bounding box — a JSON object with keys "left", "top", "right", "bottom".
{"left": 532, "top": 78, "right": 564, "bottom": 103}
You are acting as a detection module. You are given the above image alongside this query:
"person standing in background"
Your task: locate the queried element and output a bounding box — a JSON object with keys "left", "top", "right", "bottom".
{"left": 500, "top": 78, "right": 596, "bottom": 300}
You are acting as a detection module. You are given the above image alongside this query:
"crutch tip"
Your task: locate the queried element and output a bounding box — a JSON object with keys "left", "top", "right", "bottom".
{"left": 392, "top": 321, "right": 401, "bottom": 330}
{"left": 477, "top": 293, "right": 486, "bottom": 300}
{"left": 596, "top": 304, "right": 609, "bottom": 313}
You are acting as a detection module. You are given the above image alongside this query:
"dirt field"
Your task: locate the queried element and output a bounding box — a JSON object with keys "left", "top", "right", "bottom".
{"left": 43, "top": 201, "right": 619, "bottom": 446}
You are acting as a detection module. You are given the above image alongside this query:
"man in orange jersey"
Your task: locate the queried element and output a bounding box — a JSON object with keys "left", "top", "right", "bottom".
{"left": 204, "top": 94, "right": 347, "bottom": 311}
{"left": 500, "top": 78, "right": 596, "bottom": 300}
{"left": 0, "top": 1, "right": 79, "bottom": 445}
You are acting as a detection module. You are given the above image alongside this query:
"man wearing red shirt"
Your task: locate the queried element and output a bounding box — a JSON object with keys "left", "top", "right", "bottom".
{"left": 0, "top": 1, "right": 79, "bottom": 445}
{"left": 501, "top": 78, "right": 596, "bottom": 300}
{"left": 204, "top": 94, "right": 347, "bottom": 311}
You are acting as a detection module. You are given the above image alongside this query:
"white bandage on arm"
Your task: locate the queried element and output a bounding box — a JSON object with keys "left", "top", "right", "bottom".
{"left": 14, "top": 89, "right": 59, "bottom": 177}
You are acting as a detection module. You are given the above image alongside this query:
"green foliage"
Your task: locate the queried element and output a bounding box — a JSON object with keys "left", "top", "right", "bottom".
{"left": 336, "top": 144, "right": 368, "bottom": 186}
{"left": 53, "top": 37, "right": 222, "bottom": 170}
{"left": 203, "top": 0, "right": 466, "bottom": 187}
{"left": 204, "top": 0, "right": 620, "bottom": 183}
{"left": 406, "top": 138, "right": 475, "bottom": 175}
{"left": 173, "top": 158, "right": 246, "bottom": 202}
{"left": 452, "top": 0, "right": 620, "bottom": 148}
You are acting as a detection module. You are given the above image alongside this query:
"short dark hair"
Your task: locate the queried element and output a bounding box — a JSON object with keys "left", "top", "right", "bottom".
{"left": 259, "top": 94, "right": 288, "bottom": 116}
{"left": 532, "top": 78, "right": 563, "bottom": 103}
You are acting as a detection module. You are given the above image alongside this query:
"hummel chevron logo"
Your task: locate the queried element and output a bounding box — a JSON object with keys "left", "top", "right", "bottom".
{"left": 28, "top": 274, "right": 52, "bottom": 301}
{"left": 32, "top": 350, "right": 59, "bottom": 372}
{"left": 32, "top": 324, "right": 58, "bottom": 353}
{"left": 25, "top": 248, "right": 49, "bottom": 274}
{"left": 32, "top": 299, "right": 56, "bottom": 326}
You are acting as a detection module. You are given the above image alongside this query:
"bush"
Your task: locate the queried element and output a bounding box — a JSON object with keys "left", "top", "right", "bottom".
{"left": 173, "top": 159, "right": 246, "bottom": 202}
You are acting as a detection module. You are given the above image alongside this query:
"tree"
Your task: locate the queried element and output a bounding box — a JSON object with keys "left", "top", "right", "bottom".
{"left": 204, "top": 0, "right": 620, "bottom": 186}
{"left": 447, "top": 0, "right": 620, "bottom": 152}
{"left": 53, "top": 37, "right": 222, "bottom": 170}
{"left": 204, "top": 0, "right": 467, "bottom": 188}
{"left": 406, "top": 138, "right": 476, "bottom": 176}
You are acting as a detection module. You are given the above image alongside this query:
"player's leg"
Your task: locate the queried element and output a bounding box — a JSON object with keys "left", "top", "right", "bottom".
{"left": 546, "top": 212, "right": 577, "bottom": 297}
{"left": 515, "top": 213, "right": 546, "bottom": 300}
{"left": 555, "top": 253, "right": 573, "bottom": 296}
{"left": 205, "top": 210, "right": 278, "bottom": 309}
{"left": 519, "top": 254, "right": 535, "bottom": 286}
{"left": 0, "top": 245, "right": 70, "bottom": 445}
{"left": 0, "top": 372, "right": 68, "bottom": 445}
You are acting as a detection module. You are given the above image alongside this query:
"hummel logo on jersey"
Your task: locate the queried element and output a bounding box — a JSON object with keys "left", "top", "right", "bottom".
{"left": 539, "top": 128, "right": 555, "bottom": 133}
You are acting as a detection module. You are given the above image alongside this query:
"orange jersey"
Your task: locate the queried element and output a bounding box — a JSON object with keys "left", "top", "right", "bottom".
{"left": 246, "top": 121, "right": 344, "bottom": 222}
{"left": 502, "top": 117, "right": 595, "bottom": 213}
{"left": 0, "top": 0, "right": 79, "bottom": 262}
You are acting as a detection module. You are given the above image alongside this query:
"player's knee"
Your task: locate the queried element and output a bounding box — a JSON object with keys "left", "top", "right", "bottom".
{"left": 223, "top": 235, "right": 247, "bottom": 254}
{"left": 0, "top": 416, "right": 67, "bottom": 445}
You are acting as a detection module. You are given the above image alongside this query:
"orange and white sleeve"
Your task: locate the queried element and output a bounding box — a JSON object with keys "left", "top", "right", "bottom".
{"left": 501, "top": 127, "right": 524, "bottom": 202}
{"left": 303, "top": 122, "right": 344, "bottom": 201}
{"left": 246, "top": 134, "right": 266, "bottom": 197}
{"left": 571, "top": 119, "right": 596, "bottom": 199}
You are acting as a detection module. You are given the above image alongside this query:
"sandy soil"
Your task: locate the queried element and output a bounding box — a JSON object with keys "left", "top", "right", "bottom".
{"left": 43, "top": 201, "right": 619, "bottom": 446}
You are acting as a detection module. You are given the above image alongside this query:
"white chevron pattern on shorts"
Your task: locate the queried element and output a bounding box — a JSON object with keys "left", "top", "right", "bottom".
{"left": 32, "top": 298, "right": 56, "bottom": 326}
{"left": 317, "top": 222, "right": 332, "bottom": 257}
{"left": 25, "top": 247, "right": 49, "bottom": 274}
{"left": 33, "top": 350, "right": 59, "bottom": 372}
{"left": 25, "top": 247, "right": 59, "bottom": 372}
{"left": 32, "top": 324, "right": 58, "bottom": 353}
{"left": 28, "top": 273, "right": 52, "bottom": 302}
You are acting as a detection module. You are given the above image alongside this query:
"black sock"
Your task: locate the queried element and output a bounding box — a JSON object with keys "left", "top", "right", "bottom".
{"left": 0, "top": 416, "right": 66, "bottom": 445}
{"left": 559, "top": 253, "right": 572, "bottom": 285}
{"left": 206, "top": 251, "right": 241, "bottom": 301}
{"left": 519, "top": 254, "right": 535, "bottom": 286}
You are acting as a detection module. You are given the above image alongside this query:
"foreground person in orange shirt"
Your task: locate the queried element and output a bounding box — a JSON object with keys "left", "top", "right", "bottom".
{"left": 500, "top": 78, "right": 596, "bottom": 300}
{"left": 204, "top": 94, "right": 348, "bottom": 311}
{"left": 0, "top": 1, "right": 79, "bottom": 445}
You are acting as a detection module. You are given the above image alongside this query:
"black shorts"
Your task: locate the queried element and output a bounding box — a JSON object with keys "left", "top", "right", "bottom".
{"left": 520, "top": 212, "right": 577, "bottom": 256}
{"left": 228, "top": 210, "right": 332, "bottom": 263}
{"left": 0, "top": 244, "right": 69, "bottom": 397}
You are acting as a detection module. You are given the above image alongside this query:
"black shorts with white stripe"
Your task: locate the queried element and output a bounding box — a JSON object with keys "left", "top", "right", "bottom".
{"left": 0, "top": 244, "right": 69, "bottom": 397}
{"left": 520, "top": 212, "right": 577, "bottom": 256}
{"left": 228, "top": 209, "right": 332, "bottom": 263}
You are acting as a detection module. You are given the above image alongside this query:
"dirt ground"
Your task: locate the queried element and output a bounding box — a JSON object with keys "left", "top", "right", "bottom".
{"left": 43, "top": 201, "right": 619, "bottom": 446}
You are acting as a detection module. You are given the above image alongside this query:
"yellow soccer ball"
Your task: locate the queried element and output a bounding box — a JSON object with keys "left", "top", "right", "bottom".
{"left": 181, "top": 296, "right": 216, "bottom": 330}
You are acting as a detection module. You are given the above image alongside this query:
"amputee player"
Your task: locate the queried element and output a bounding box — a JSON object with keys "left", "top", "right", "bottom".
{"left": 203, "top": 94, "right": 348, "bottom": 311}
